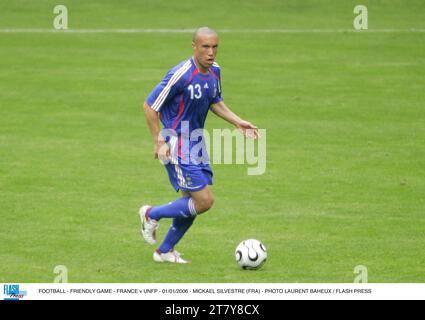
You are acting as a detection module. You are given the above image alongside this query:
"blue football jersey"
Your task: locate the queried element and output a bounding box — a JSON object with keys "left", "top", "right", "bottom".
{"left": 146, "top": 57, "right": 223, "bottom": 165}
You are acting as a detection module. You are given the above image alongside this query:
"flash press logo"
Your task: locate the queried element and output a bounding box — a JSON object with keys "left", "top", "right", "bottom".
{"left": 3, "top": 284, "right": 27, "bottom": 300}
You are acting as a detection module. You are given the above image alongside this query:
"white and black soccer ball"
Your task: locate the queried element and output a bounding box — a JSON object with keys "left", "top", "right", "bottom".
{"left": 235, "top": 239, "right": 267, "bottom": 270}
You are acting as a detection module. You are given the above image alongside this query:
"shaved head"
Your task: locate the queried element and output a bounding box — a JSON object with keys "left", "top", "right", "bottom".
{"left": 191, "top": 27, "right": 219, "bottom": 73}
{"left": 192, "top": 27, "right": 218, "bottom": 43}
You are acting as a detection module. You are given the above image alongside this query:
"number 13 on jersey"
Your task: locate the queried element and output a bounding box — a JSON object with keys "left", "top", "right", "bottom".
{"left": 188, "top": 84, "right": 202, "bottom": 100}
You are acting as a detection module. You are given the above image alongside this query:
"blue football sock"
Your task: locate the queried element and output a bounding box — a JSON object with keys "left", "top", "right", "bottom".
{"left": 149, "top": 197, "right": 197, "bottom": 221}
{"left": 159, "top": 216, "right": 195, "bottom": 253}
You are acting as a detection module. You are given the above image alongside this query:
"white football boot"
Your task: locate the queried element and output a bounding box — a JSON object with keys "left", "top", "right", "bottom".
{"left": 153, "top": 250, "right": 190, "bottom": 264}
{"left": 139, "top": 205, "right": 159, "bottom": 245}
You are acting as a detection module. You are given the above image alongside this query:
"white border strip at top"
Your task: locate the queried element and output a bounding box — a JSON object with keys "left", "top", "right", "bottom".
{"left": 0, "top": 28, "right": 425, "bottom": 34}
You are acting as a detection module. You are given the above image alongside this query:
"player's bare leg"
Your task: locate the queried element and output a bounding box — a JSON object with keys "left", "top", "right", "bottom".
{"left": 181, "top": 190, "right": 190, "bottom": 198}
{"left": 188, "top": 186, "right": 214, "bottom": 214}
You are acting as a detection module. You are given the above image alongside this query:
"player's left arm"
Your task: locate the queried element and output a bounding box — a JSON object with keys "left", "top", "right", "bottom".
{"left": 210, "top": 101, "right": 259, "bottom": 139}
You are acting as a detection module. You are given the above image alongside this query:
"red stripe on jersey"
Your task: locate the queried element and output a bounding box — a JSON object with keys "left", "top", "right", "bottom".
{"left": 171, "top": 95, "right": 185, "bottom": 130}
{"left": 185, "top": 68, "right": 199, "bottom": 85}
{"left": 209, "top": 68, "right": 219, "bottom": 81}
{"left": 178, "top": 135, "right": 183, "bottom": 159}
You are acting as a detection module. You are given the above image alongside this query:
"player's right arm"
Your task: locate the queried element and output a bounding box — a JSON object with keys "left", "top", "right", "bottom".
{"left": 144, "top": 60, "right": 190, "bottom": 160}
{"left": 143, "top": 102, "right": 169, "bottom": 160}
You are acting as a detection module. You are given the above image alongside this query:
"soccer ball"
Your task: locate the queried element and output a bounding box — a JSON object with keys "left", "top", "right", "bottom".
{"left": 235, "top": 239, "right": 267, "bottom": 270}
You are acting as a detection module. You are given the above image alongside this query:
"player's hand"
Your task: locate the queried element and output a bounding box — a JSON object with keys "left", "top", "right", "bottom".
{"left": 236, "top": 120, "right": 259, "bottom": 139}
{"left": 155, "top": 138, "right": 171, "bottom": 162}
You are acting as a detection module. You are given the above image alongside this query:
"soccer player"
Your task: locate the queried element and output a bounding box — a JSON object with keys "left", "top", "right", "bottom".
{"left": 141, "top": 27, "right": 259, "bottom": 263}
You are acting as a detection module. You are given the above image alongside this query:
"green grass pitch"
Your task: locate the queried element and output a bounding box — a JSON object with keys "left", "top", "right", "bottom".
{"left": 0, "top": 0, "right": 424, "bottom": 283}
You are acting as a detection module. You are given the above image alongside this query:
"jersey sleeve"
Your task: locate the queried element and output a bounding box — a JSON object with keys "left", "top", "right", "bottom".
{"left": 146, "top": 68, "right": 185, "bottom": 112}
{"left": 211, "top": 67, "right": 223, "bottom": 105}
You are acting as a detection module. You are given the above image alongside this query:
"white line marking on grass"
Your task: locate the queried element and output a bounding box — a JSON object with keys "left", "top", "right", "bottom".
{"left": 0, "top": 28, "right": 425, "bottom": 34}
